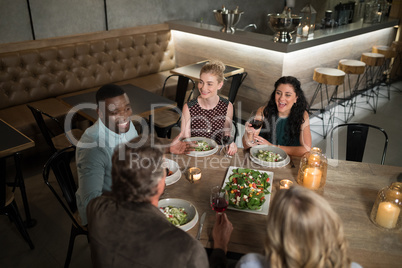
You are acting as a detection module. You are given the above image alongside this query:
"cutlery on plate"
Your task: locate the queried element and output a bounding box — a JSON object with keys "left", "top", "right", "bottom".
{"left": 196, "top": 212, "right": 206, "bottom": 240}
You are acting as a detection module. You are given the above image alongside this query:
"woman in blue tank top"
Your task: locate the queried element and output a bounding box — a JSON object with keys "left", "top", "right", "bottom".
{"left": 242, "top": 76, "right": 311, "bottom": 157}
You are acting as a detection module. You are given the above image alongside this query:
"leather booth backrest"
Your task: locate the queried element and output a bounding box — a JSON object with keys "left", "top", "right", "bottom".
{"left": 0, "top": 30, "right": 175, "bottom": 109}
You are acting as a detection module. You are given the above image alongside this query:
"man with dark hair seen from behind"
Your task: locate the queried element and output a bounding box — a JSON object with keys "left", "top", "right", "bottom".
{"left": 75, "top": 84, "right": 138, "bottom": 226}
{"left": 87, "top": 135, "right": 233, "bottom": 267}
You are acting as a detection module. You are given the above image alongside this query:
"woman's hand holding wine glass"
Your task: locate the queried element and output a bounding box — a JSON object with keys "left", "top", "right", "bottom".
{"left": 221, "top": 135, "right": 236, "bottom": 157}
{"left": 246, "top": 110, "right": 264, "bottom": 145}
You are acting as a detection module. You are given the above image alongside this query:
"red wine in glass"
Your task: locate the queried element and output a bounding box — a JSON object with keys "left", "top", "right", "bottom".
{"left": 221, "top": 135, "right": 234, "bottom": 146}
{"left": 249, "top": 119, "right": 263, "bottom": 129}
{"left": 211, "top": 197, "right": 228, "bottom": 213}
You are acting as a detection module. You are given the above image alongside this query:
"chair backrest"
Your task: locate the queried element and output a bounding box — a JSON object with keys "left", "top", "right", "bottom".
{"left": 27, "top": 104, "right": 64, "bottom": 153}
{"left": 330, "top": 123, "right": 388, "bottom": 165}
{"left": 227, "top": 72, "right": 248, "bottom": 104}
{"left": 42, "top": 146, "right": 80, "bottom": 226}
{"left": 162, "top": 74, "right": 196, "bottom": 111}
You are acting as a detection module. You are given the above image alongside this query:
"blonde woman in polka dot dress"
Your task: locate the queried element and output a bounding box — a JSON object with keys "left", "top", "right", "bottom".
{"left": 180, "top": 60, "right": 238, "bottom": 156}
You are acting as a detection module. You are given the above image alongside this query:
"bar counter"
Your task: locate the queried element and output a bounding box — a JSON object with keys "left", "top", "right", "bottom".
{"left": 168, "top": 19, "right": 399, "bottom": 119}
{"left": 168, "top": 19, "right": 399, "bottom": 53}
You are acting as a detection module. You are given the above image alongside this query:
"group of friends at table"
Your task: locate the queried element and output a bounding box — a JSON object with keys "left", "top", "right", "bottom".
{"left": 73, "top": 60, "right": 361, "bottom": 267}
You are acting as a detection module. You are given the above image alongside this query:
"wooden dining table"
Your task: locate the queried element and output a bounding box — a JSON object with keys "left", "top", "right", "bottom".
{"left": 0, "top": 118, "right": 36, "bottom": 227}
{"left": 58, "top": 84, "right": 176, "bottom": 123}
{"left": 164, "top": 148, "right": 402, "bottom": 268}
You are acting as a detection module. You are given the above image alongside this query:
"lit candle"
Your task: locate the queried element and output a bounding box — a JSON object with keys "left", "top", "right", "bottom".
{"left": 280, "top": 179, "right": 293, "bottom": 189}
{"left": 376, "top": 201, "right": 400, "bottom": 229}
{"left": 193, "top": 172, "right": 201, "bottom": 181}
{"left": 188, "top": 167, "right": 201, "bottom": 182}
{"left": 303, "top": 167, "right": 322, "bottom": 190}
{"left": 302, "top": 25, "right": 309, "bottom": 37}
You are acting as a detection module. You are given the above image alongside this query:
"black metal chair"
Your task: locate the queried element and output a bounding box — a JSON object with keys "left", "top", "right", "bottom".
{"left": 330, "top": 123, "right": 388, "bottom": 165}
{"left": 42, "top": 146, "right": 88, "bottom": 268}
{"left": 152, "top": 75, "right": 196, "bottom": 138}
{"left": 0, "top": 158, "right": 34, "bottom": 249}
{"left": 27, "top": 105, "right": 83, "bottom": 153}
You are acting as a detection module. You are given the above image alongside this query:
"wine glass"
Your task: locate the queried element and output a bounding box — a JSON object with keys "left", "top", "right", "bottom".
{"left": 210, "top": 186, "right": 229, "bottom": 214}
{"left": 247, "top": 110, "right": 264, "bottom": 144}
{"left": 221, "top": 135, "right": 234, "bottom": 158}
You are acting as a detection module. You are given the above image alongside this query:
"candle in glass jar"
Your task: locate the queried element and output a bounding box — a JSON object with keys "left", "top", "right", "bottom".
{"left": 280, "top": 179, "right": 293, "bottom": 189}
{"left": 303, "top": 167, "right": 322, "bottom": 190}
{"left": 376, "top": 201, "right": 400, "bottom": 229}
{"left": 308, "top": 154, "right": 320, "bottom": 165}
{"left": 302, "top": 25, "right": 309, "bottom": 37}
{"left": 188, "top": 167, "right": 201, "bottom": 182}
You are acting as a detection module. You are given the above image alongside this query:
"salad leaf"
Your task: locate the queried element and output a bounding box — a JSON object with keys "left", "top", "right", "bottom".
{"left": 161, "top": 206, "right": 188, "bottom": 226}
{"left": 255, "top": 150, "right": 283, "bottom": 162}
{"left": 194, "top": 141, "right": 212, "bottom": 151}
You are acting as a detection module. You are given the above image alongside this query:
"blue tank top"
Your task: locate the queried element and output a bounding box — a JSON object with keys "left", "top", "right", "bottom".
{"left": 259, "top": 117, "right": 300, "bottom": 146}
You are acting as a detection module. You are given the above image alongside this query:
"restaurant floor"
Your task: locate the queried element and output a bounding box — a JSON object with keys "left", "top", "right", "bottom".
{"left": 1, "top": 81, "right": 401, "bottom": 268}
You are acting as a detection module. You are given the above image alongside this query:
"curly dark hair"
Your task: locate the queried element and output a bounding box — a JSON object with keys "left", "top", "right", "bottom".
{"left": 262, "top": 76, "right": 308, "bottom": 145}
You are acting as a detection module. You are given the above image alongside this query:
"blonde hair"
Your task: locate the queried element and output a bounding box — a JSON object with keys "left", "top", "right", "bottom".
{"left": 265, "top": 186, "right": 350, "bottom": 268}
{"left": 200, "top": 60, "right": 226, "bottom": 83}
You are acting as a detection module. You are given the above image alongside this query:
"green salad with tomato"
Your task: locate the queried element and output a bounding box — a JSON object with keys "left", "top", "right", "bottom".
{"left": 195, "top": 141, "right": 212, "bottom": 151}
{"left": 223, "top": 168, "right": 271, "bottom": 210}
{"left": 161, "top": 206, "right": 188, "bottom": 226}
{"left": 255, "top": 150, "right": 283, "bottom": 162}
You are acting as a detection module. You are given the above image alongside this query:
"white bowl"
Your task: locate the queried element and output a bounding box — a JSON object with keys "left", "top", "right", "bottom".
{"left": 183, "top": 137, "right": 219, "bottom": 157}
{"left": 158, "top": 198, "right": 199, "bottom": 231}
{"left": 250, "top": 145, "right": 290, "bottom": 168}
{"left": 163, "top": 158, "right": 181, "bottom": 186}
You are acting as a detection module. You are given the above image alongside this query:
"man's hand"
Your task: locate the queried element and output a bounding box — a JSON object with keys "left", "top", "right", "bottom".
{"left": 212, "top": 213, "right": 233, "bottom": 253}
{"left": 169, "top": 138, "right": 195, "bottom": 155}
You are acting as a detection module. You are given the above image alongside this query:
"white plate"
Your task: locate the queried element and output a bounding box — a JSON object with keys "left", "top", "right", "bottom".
{"left": 158, "top": 198, "right": 199, "bottom": 232}
{"left": 250, "top": 145, "right": 290, "bottom": 168}
{"left": 183, "top": 137, "right": 219, "bottom": 157}
{"left": 163, "top": 158, "right": 181, "bottom": 186}
{"left": 222, "top": 166, "right": 273, "bottom": 215}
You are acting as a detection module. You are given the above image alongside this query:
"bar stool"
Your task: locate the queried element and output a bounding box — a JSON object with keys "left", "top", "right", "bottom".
{"left": 309, "top": 67, "right": 345, "bottom": 138}
{"left": 337, "top": 59, "right": 366, "bottom": 122}
{"left": 360, "top": 52, "right": 385, "bottom": 113}
{"left": 372, "top": 45, "right": 397, "bottom": 99}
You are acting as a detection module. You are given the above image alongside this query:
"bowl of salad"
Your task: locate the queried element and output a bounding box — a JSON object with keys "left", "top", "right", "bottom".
{"left": 158, "top": 198, "right": 199, "bottom": 231}
{"left": 183, "top": 137, "right": 218, "bottom": 157}
{"left": 163, "top": 158, "right": 182, "bottom": 186}
{"left": 250, "top": 145, "right": 290, "bottom": 167}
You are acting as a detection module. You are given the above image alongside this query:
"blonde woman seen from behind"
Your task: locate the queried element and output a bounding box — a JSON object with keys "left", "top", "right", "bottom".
{"left": 236, "top": 186, "right": 362, "bottom": 268}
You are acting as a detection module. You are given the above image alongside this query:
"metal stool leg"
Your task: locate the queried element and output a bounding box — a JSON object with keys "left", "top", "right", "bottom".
{"left": 308, "top": 83, "right": 334, "bottom": 139}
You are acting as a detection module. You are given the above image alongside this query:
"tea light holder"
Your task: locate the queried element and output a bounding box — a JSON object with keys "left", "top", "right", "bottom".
{"left": 370, "top": 182, "right": 402, "bottom": 230}
{"left": 296, "top": 147, "right": 327, "bottom": 193}
{"left": 188, "top": 167, "right": 201, "bottom": 183}
{"left": 280, "top": 179, "right": 293, "bottom": 189}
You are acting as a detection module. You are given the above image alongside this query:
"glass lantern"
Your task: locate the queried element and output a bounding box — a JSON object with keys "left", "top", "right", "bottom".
{"left": 370, "top": 182, "right": 402, "bottom": 230}
{"left": 296, "top": 147, "right": 327, "bottom": 192}
{"left": 299, "top": 4, "right": 316, "bottom": 37}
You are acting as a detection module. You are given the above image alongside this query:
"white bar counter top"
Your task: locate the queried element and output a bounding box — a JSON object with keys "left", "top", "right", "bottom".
{"left": 167, "top": 19, "right": 399, "bottom": 53}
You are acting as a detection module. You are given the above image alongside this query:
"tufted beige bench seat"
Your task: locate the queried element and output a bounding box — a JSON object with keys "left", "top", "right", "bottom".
{"left": 0, "top": 24, "right": 179, "bottom": 152}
